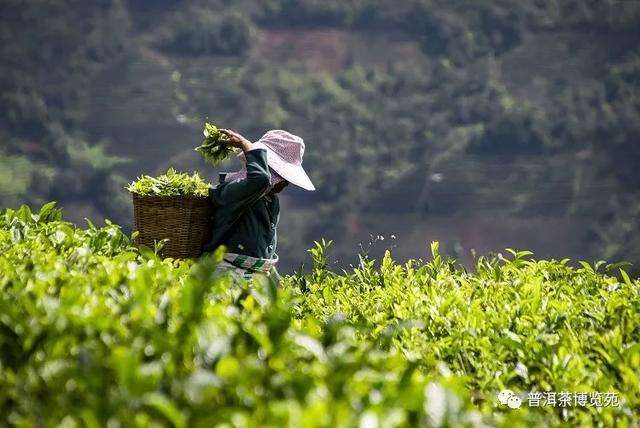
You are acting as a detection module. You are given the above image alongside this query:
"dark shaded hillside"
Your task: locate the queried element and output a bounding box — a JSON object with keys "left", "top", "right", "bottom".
{"left": 1, "top": 0, "right": 639, "bottom": 273}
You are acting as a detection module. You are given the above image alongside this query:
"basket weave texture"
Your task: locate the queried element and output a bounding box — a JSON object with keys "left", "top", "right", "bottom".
{"left": 132, "top": 194, "right": 213, "bottom": 259}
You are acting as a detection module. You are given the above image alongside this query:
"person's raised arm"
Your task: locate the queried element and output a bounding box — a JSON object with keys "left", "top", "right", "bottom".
{"left": 212, "top": 129, "right": 271, "bottom": 206}
{"left": 221, "top": 129, "right": 253, "bottom": 153}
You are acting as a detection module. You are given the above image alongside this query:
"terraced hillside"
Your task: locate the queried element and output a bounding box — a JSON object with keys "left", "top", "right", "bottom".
{"left": 1, "top": 1, "right": 639, "bottom": 272}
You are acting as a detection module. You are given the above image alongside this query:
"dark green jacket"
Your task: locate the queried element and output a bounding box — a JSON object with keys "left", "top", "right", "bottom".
{"left": 204, "top": 149, "right": 279, "bottom": 259}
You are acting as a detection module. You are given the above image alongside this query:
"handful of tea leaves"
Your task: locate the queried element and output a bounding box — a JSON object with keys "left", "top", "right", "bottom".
{"left": 195, "top": 122, "right": 237, "bottom": 165}
{"left": 126, "top": 168, "right": 210, "bottom": 197}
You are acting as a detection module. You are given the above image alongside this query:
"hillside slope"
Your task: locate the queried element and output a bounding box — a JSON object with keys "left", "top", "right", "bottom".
{"left": 1, "top": 1, "right": 639, "bottom": 273}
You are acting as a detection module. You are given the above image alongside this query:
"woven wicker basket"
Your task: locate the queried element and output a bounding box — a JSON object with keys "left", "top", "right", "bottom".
{"left": 132, "top": 194, "right": 213, "bottom": 259}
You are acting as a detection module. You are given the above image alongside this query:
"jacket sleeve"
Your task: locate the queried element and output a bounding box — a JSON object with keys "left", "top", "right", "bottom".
{"left": 213, "top": 148, "right": 271, "bottom": 208}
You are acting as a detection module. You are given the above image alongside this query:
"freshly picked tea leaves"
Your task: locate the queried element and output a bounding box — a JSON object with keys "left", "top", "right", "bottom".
{"left": 195, "top": 122, "right": 237, "bottom": 165}
{"left": 126, "top": 168, "right": 210, "bottom": 197}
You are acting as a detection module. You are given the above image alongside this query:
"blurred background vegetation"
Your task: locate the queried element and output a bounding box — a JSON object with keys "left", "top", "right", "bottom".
{"left": 1, "top": 0, "right": 639, "bottom": 273}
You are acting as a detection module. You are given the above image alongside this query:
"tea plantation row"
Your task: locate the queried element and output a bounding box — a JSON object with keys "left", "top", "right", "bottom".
{"left": 0, "top": 203, "right": 638, "bottom": 426}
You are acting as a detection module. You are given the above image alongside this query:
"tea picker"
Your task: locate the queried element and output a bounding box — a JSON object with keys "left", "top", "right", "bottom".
{"left": 202, "top": 127, "right": 315, "bottom": 282}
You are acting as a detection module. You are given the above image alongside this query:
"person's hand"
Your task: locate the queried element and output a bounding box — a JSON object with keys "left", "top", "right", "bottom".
{"left": 220, "top": 129, "right": 253, "bottom": 152}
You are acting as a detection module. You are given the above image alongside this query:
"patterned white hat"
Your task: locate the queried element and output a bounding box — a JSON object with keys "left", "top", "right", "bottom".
{"left": 252, "top": 130, "right": 315, "bottom": 191}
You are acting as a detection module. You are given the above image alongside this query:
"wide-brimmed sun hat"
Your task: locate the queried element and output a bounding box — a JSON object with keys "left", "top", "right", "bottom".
{"left": 250, "top": 130, "right": 315, "bottom": 191}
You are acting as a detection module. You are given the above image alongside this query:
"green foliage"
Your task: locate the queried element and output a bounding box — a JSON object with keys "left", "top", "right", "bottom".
{"left": 0, "top": 204, "right": 507, "bottom": 426}
{"left": 287, "top": 242, "right": 640, "bottom": 426}
{"left": 1, "top": 204, "right": 638, "bottom": 425}
{"left": 0, "top": 151, "right": 55, "bottom": 208}
{"left": 126, "top": 168, "right": 211, "bottom": 197}
{"left": 195, "top": 122, "right": 237, "bottom": 166}
{"left": 0, "top": 0, "right": 132, "bottom": 220}
{"left": 159, "top": 7, "right": 254, "bottom": 56}
{"left": 467, "top": 110, "right": 545, "bottom": 156}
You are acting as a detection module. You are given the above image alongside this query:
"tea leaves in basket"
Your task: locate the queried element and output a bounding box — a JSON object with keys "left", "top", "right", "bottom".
{"left": 126, "top": 168, "right": 211, "bottom": 197}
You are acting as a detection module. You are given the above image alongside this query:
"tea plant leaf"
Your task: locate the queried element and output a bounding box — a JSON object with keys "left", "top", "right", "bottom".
{"left": 142, "top": 393, "right": 186, "bottom": 428}
{"left": 620, "top": 269, "right": 633, "bottom": 287}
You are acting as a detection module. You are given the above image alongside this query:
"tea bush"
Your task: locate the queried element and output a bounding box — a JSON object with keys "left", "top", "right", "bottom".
{"left": 288, "top": 241, "right": 640, "bottom": 425}
{"left": 0, "top": 203, "right": 638, "bottom": 426}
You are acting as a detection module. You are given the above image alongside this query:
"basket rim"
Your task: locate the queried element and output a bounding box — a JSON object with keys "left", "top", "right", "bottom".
{"left": 131, "top": 193, "right": 210, "bottom": 202}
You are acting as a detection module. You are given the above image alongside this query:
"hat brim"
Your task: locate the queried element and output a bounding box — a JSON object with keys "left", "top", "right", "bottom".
{"left": 252, "top": 142, "right": 316, "bottom": 191}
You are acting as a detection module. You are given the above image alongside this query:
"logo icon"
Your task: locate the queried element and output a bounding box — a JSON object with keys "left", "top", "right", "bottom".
{"left": 498, "top": 390, "right": 523, "bottom": 409}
